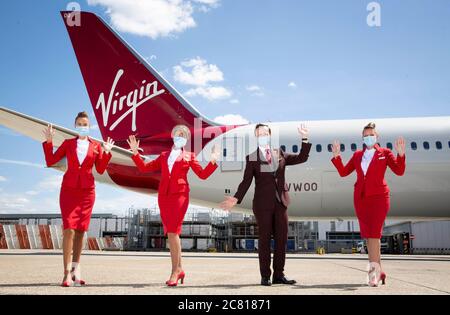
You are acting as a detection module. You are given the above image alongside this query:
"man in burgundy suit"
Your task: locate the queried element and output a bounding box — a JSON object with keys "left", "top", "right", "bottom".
{"left": 221, "top": 123, "right": 311, "bottom": 286}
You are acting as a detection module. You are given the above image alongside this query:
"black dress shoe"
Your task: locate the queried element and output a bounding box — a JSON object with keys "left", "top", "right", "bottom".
{"left": 272, "top": 276, "right": 297, "bottom": 285}
{"left": 260, "top": 277, "right": 272, "bottom": 286}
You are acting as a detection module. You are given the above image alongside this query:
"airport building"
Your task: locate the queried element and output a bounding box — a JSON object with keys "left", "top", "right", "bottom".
{"left": 1, "top": 210, "right": 449, "bottom": 254}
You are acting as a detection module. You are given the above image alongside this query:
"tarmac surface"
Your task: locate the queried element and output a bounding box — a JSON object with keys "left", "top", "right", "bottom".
{"left": 0, "top": 250, "right": 449, "bottom": 295}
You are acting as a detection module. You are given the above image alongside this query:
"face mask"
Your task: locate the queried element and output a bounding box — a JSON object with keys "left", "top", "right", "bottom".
{"left": 257, "top": 136, "right": 270, "bottom": 147}
{"left": 173, "top": 136, "right": 187, "bottom": 149}
{"left": 76, "top": 126, "right": 90, "bottom": 137}
{"left": 363, "top": 135, "right": 377, "bottom": 147}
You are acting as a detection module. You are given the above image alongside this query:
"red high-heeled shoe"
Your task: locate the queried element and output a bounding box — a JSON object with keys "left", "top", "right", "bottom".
{"left": 167, "top": 271, "right": 186, "bottom": 287}
{"left": 61, "top": 275, "right": 73, "bottom": 287}
{"left": 380, "top": 272, "right": 387, "bottom": 285}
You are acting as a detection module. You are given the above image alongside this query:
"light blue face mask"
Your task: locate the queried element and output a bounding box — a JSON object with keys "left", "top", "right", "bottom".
{"left": 363, "top": 135, "right": 377, "bottom": 147}
{"left": 173, "top": 136, "right": 187, "bottom": 149}
{"left": 257, "top": 135, "right": 271, "bottom": 147}
{"left": 76, "top": 126, "right": 90, "bottom": 137}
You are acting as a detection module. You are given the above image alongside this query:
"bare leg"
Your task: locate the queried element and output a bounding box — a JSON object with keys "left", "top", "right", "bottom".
{"left": 72, "top": 231, "right": 85, "bottom": 263}
{"left": 367, "top": 238, "right": 382, "bottom": 286}
{"left": 62, "top": 229, "right": 75, "bottom": 282}
{"left": 367, "top": 238, "right": 381, "bottom": 264}
{"left": 167, "top": 233, "right": 182, "bottom": 282}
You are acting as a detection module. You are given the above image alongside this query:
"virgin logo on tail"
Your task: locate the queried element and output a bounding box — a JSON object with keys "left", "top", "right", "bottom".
{"left": 95, "top": 69, "right": 166, "bottom": 132}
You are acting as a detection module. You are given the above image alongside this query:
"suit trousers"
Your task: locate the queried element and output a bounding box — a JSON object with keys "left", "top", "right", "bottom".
{"left": 253, "top": 199, "right": 288, "bottom": 279}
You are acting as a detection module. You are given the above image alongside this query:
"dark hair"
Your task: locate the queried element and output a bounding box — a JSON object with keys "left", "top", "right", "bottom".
{"left": 255, "top": 123, "right": 271, "bottom": 135}
{"left": 362, "top": 122, "right": 376, "bottom": 134}
{"left": 75, "top": 111, "right": 89, "bottom": 124}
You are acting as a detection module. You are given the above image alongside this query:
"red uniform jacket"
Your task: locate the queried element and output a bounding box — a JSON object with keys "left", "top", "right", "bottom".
{"left": 132, "top": 150, "right": 218, "bottom": 196}
{"left": 42, "top": 137, "right": 112, "bottom": 189}
{"left": 331, "top": 144, "right": 406, "bottom": 197}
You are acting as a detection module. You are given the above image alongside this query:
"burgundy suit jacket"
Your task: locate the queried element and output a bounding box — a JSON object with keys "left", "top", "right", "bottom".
{"left": 234, "top": 142, "right": 312, "bottom": 210}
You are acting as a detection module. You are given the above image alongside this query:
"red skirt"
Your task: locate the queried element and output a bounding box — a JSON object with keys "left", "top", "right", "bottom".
{"left": 158, "top": 193, "right": 189, "bottom": 236}
{"left": 59, "top": 186, "right": 95, "bottom": 232}
{"left": 354, "top": 192, "right": 390, "bottom": 239}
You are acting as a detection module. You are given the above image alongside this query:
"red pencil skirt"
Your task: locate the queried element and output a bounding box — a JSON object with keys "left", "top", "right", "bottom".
{"left": 59, "top": 186, "right": 96, "bottom": 232}
{"left": 354, "top": 192, "right": 390, "bottom": 239}
{"left": 158, "top": 193, "right": 190, "bottom": 236}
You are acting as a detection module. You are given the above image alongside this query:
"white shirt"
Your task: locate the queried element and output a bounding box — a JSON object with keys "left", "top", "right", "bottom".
{"left": 361, "top": 148, "right": 376, "bottom": 176}
{"left": 167, "top": 148, "right": 182, "bottom": 174}
{"left": 76, "top": 138, "right": 90, "bottom": 165}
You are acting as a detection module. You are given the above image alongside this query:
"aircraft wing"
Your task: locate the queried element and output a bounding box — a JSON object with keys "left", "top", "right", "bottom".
{"left": 0, "top": 106, "right": 137, "bottom": 167}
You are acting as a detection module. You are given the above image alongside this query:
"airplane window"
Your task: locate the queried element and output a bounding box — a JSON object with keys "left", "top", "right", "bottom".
{"left": 351, "top": 143, "right": 357, "bottom": 152}
{"left": 411, "top": 142, "right": 417, "bottom": 150}
{"left": 340, "top": 144, "right": 345, "bottom": 152}
{"left": 423, "top": 142, "right": 430, "bottom": 150}
{"left": 328, "top": 144, "right": 333, "bottom": 152}
{"left": 281, "top": 145, "right": 286, "bottom": 152}
{"left": 386, "top": 142, "right": 393, "bottom": 150}
{"left": 292, "top": 145, "right": 299, "bottom": 153}
{"left": 436, "top": 141, "right": 442, "bottom": 150}
{"left": 316, "top": 144, "right": 322, "bottom": 153}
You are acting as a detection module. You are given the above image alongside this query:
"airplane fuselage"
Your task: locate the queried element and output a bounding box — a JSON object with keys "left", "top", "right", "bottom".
{"left": 98, "top": 116, "right": 450, "bottom": 220}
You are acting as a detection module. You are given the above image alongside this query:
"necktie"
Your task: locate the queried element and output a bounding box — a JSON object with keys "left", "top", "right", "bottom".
{"left": 265, "top": 149, "right": 272, "bottom": 164}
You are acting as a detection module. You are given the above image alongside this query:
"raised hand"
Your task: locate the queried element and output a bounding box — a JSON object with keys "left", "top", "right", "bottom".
{"left": 332, "top": 140, "right": 341, "bottom": 158}
{"left": 126, "top": 135, "right": 140, "bottom": 155}
{"left": 395, "top": 136, "right": 406, "bottom": 157}
{"left": 298, "top": 123, "right": 309, "bottom": 139}
{"left": 220, "top": 196, "right": 238, "bottom": 211}
{"left": 42, "top": 124, "right": 55, "bottom": 143}
{"left": 103, "top": 137, "right": 115, "bottom": 154}
{"left": 210, "top": 144, "right": 221, "bottom": 164}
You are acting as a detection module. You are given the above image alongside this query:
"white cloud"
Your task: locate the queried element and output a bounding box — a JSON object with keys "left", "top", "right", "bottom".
{"left": 229, "top": 99, "right": 240, "bottom": 104}
{"left": 0, "top": 176, "right": 6, "bottom": 182}
{"left": 194, "top": 0, "right": 220, "bottom": 12}
{"left": 288, "top": 81, "right": 297, "bottom": 89}
{"left": 214, "top": 114, "right": 249, "bottom": 126}
{"left": 145, "top": 55, "right": 157, "bottom": 62}
{"left": 174, "top": 57, "right": 232, "bottom": 101}
{"left": 0, "top": 193, "right": 30, "bottom": 212}
{"left": 36, "top": 175, "right": 64, "bottom": 192}
{"left": 185, "top": 86, "right": 232, "bottom": 101}
{"left": 246, "top": 85, "right": 265, "bottom": 97}
{"left": 87, "top": 0, "right": 220, "bottom": 39}
{"left": 174, "top": 57, "right": 224, "bottom": 86}
{"left": 246, "top": 85, "right": 261, "bottom": 92}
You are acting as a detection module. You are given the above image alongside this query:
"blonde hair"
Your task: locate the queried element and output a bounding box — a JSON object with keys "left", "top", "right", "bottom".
{"left": 171, "top": 125, "right": 191, "bottom": 139}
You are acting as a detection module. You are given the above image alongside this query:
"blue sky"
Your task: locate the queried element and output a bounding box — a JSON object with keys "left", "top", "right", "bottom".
{"left": 0, "top": 0, "right": 449, "bottom": 215}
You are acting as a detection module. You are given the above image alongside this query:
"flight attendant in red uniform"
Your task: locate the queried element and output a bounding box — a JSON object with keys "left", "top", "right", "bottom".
{"left": 331, "top": 122, "right": 406, "bottom": 287}
{"left": 42, "top": 111, "right": 114, "bottom": 287}
{"left": 128, "top": 125, "right": 220, "bottom": 287}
